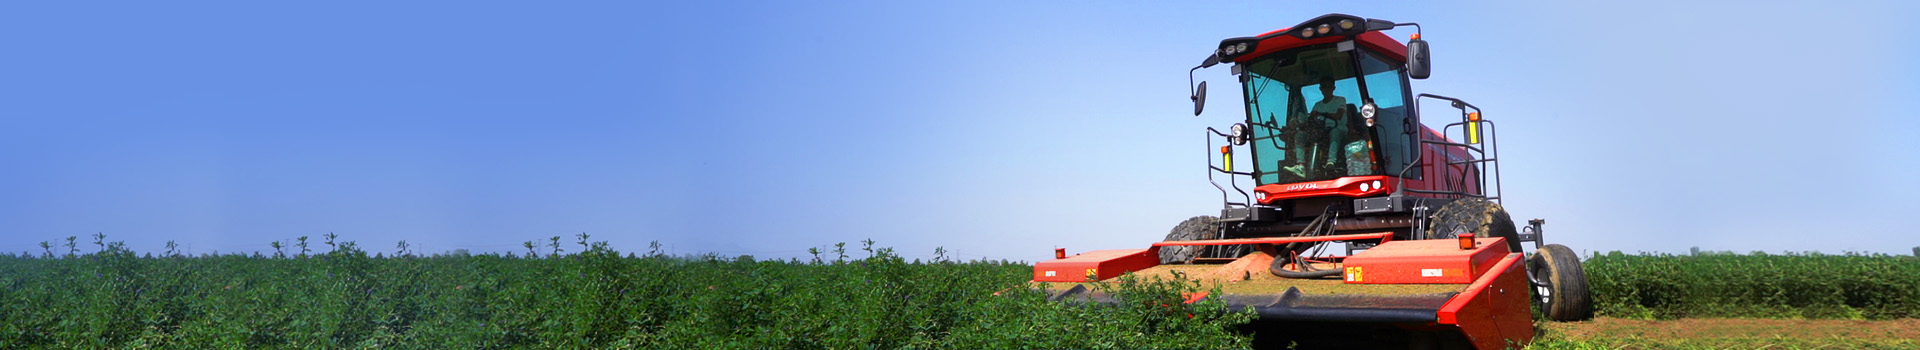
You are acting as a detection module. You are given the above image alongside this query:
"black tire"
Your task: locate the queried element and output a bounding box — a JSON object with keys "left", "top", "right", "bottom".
{"left": 1424, "top": 198, "right": 1522, "bottom": 253}
{"left": 1158, "top": 216, "right": 1249, "bottom": 264}
{"left": 1158, "top": 216, "right": 1211, "bottom": 264}
{"left": 1530, "top": 244, "right": 1593, "bottom": 321}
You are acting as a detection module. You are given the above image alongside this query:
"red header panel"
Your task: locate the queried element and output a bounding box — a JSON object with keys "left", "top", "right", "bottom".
{"left": 1340, "top": 237, "right": 1509, "bottom": 284}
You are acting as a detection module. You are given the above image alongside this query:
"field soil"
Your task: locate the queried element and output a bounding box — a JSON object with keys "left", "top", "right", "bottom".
{"left": 1536, "top": 317, "right": 1920, "bottom": 349}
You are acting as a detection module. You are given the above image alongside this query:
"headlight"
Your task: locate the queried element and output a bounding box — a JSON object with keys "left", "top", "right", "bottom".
{"left": 1255, "top": 191, "right": 1267, "bottom": 201}
{"left": 1230, "top": 123, "right": 1248, "bottom": 145}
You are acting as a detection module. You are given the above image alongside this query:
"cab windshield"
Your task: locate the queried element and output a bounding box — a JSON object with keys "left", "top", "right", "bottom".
{"left": 1240, "top": 43, "right": 1410, "bottom": 185}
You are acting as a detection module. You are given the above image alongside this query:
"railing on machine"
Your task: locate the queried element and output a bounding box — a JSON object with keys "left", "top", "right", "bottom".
{"left": 1205, "top": 127, "right": 1254, "bottom": 209}
{"left": 1396, "top": 93, "right": 1503, "bottom": 205}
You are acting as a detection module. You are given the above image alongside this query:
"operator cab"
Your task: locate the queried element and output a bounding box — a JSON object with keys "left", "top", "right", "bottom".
{"left": 1238, "top": 38, "right": 1415, "bottom": 192}
{"left": 1191, "top": 14, "right": 1494, "bottom": 229}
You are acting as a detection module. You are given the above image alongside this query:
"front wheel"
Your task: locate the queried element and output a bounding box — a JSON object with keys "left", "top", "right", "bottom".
{"left": 1158, "top": 216, "right": 1251, "bottom": 264}
{"left": 1529, "top": 244, "right": 1593, "bottom": 321}
{"left": 1425, "top": 198, "right": 1522, "bottom": 253}
{"left": 1159, "top": 216, "right": 1213, "bottom": 264}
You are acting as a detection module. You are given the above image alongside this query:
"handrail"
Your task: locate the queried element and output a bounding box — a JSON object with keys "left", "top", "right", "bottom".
{"left": 1206, "top": 127, "right": 1253, "bottom": 208}
{"left": 1398, "top": 93, "right": 1501, "bottom": 204}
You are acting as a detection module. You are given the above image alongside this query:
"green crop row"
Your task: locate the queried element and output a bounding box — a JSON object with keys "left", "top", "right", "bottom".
{"left": 1585, "top": 250, "right": 1920, "bottom": 320}
{"left": 8, "top": 234, "right": 1919, "bottom": 349}
{"left": 0, "top": 235, "right": 1252, "bottom": 350}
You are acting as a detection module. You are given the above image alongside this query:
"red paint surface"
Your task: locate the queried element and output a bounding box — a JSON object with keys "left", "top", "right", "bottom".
{"left": 1435, "top": 253, "right": 1534, "bottom": 350}
{"left": 1150, "top": 232, "right": 1392, "bottom": 247}
{"left": 1031, "top": 249, "right": 1160, "bottom": 282}
{"left": 1342, "top": 237, "right": 1508, "bottom": 284}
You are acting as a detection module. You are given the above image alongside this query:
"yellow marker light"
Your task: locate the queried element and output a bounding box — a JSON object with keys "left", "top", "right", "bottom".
{"left": 1221, "top": 146, "right": 1233, "bottom": 172}
{"left": 1465, "top": 112, "right": 1483, "bottom": 144}
{"left": 1466, "top": 121, "right": 1482, "bottom": 144}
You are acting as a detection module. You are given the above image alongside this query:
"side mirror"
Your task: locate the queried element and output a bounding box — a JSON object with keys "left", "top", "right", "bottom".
{"left": 1192, "top": 81, "right": 1208, "bottom": 116}
{"left": 1406, "top": 38, "right": 1431, "bottom": 79}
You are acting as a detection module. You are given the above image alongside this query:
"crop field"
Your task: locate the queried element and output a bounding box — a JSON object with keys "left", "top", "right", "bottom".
{"left": 1532, "top": 251, "right": 1920, "bottom": 349}
{"left": 3, "top": 234, "right": 1917, "bottom": 349}
{"left": 0, "top": 235, "right": 1251, "bottom": 349}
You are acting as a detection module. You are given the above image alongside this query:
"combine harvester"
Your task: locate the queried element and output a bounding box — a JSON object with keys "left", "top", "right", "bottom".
{"left": 1034, "top": 14, "right": 1592, "bottom": 349}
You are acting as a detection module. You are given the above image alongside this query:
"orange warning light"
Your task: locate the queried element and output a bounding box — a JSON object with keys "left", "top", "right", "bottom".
{"left": 1467, "top": 112, "right": 1481, "bottom": 122}
{"left": 1220, "top": 146, "right": 1231, "bottom": 154}
{"left": 1457, "top": 233, "right": 1475, "bottom": 250}
{"left": 1411, "top": 33, "right": 1422, "bottom": 40}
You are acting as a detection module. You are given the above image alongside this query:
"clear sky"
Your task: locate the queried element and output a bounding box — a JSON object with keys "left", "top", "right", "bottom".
{"left": 3, "top": 1, "right": 1916, "bottom": 261}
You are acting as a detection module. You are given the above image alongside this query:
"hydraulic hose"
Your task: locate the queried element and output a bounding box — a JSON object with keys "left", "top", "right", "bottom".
{"left": 1270, "top": 252, "right": 1343, "bottom": 278}
{"left": 1268, "top": 209, "right": 1344, "bottom": 279}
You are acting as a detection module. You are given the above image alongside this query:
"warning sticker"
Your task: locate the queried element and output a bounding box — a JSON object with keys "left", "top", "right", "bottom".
{"left": 1345, "top": 267, "right": 1362, "bottom": 282}
{"left": 1421, "top": 268, "right": 1443, "bottom": 277}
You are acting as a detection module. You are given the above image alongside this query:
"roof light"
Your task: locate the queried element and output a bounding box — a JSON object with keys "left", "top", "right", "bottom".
{"left": 1236, "top": 42, "right": 1249, "bottom": 52}
{"left": 1301, "top": 28, "right": 1315, "bottom": 38}
{"left": 1339, "top": 20, "right": 1355, "bottom": 30}
{"left": 1317, "top": 24, "right": 1330, "bottom": 34}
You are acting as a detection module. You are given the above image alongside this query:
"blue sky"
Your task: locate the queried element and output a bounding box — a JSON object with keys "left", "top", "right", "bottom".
{"left": 3, "top": 1, "right": 1916, "bottom": 261}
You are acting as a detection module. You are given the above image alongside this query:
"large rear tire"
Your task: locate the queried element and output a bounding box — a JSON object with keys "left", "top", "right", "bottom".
{"left": 1424, "top": 198, "right": 1522, "bottom": 253}
{"left": 1530, "top": 244, "right": 1593, "bottom": 321}
{"left": 1158, "top": 216, "right": 1249, "bottom": 264}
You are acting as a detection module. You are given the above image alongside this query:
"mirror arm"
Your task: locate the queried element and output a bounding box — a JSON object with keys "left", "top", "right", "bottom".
{"left": 1397, "top": 23, "right": 1421, "bottom": 37}
{"left": 1189, "top": 66, "right": 1203, "bottom": 98}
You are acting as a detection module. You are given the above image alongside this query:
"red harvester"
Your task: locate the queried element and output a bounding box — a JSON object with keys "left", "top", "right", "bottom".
{"left": 1033, "top": 14, "right": 1593, "bottom": 349}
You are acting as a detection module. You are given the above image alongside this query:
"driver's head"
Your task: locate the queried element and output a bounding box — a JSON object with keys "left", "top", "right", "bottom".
{"left": 1319, "top": 77, "right": 1337, "bottom": 95}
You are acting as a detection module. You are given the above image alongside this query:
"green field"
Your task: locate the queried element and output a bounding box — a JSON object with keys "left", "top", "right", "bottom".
{"left": 0, "top": 235, "right": 1250, "bottom": 349}
{"left": 4, "top": 234, "right": 1918, "bottom": 349}
{"left": 1584, "top": 250, "right": 1920, "bottom": 320}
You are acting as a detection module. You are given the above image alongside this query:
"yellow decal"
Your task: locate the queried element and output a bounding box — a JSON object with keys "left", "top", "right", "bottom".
{"left": 1345, "top": 267, "right": 1362, "bottom": 282}
{"left": 1085, "top": 268, "right": 1099, "bottom": 280}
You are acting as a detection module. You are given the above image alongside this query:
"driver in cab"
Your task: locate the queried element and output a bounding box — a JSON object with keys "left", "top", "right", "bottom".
{"left": 1285, "top": 76, "right": 1348, "bottom": 177}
